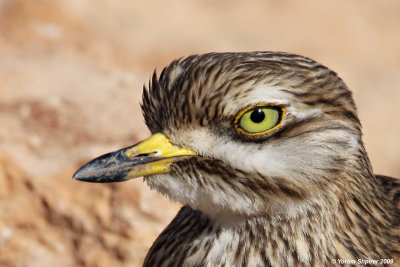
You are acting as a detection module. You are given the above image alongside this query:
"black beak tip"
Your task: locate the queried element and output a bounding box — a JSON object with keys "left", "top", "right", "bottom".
{"left": 72, "top": 157, "right": 111, "bottom": 183}
{"left": 72, "top": 147, "right": 158, "bottom": 183}
{"left": 72, "top": 168, "right": 114, "bottom": 183}
{"left": 72, "top": 171, "right": 79, "bottom": 180}
{"left": 72, "top": 150, "right": 134, "bottom": 183}
{"left": 72, "top": 165, "right": 95, "bottom": 182}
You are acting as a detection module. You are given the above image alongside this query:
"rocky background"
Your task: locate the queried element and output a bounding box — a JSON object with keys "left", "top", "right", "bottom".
{"left": 0, "top": 0, "right": 399, "bottom": 266}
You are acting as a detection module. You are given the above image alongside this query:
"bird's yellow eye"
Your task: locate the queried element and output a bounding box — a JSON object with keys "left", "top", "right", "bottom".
{"left": 235, "top": 105, "right": 285, "bottom": 135}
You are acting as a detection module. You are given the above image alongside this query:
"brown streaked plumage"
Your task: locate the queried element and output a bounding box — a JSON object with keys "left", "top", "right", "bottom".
{"left": 74, "top": 52, "right": 400, "bottom": 266}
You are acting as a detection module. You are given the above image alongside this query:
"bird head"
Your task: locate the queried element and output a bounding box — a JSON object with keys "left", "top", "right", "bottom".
{"left": 74, "top": 52, "right": 367, "bottom": 223}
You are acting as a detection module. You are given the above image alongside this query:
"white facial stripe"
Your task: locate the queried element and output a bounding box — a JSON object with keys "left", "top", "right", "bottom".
{"left": 222, "top": 84, "right": 292, "bottom": 116}
{"left": 243, "top": 84, "right": 293, "bottom": 105}
{"left": 175, "top": 127, "right": 286, "bottom": 177}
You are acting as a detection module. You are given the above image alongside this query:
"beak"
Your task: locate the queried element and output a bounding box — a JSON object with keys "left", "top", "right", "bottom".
{"left": 73, "top": 133, "right": 197, "bottom": 183}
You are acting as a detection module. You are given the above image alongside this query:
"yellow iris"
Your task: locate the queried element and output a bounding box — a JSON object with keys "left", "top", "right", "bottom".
{"left": 235, "top": 105, "right": 285, "bottom": 135}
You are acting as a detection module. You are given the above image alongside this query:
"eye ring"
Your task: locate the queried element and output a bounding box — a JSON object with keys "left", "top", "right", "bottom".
{"left": 234, "top": 105, "right": 286, "bottom": 136}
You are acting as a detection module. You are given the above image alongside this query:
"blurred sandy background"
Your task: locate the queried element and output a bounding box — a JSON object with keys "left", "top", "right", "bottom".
{"left": 0, "top": 0, "right": 399, "bottom": 266}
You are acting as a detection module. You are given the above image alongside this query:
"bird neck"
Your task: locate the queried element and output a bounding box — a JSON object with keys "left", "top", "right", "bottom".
{"left": 145, "top": 185, "right": 398, "bottom": 267}
{"left": 208, "top": 190, "right": 397, "bottom": 266}
{"left": 206, "top": 169, "right": 398, "bottom": 265}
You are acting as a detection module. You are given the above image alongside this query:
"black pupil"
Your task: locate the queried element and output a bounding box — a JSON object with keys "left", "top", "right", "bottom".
{"left": 250, "top": 109, "right": 265, "bottom": 123}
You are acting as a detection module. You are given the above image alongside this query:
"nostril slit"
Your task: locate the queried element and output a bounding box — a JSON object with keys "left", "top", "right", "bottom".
{"left": 134, "top": 152, "right": 157, "bottom": 158}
